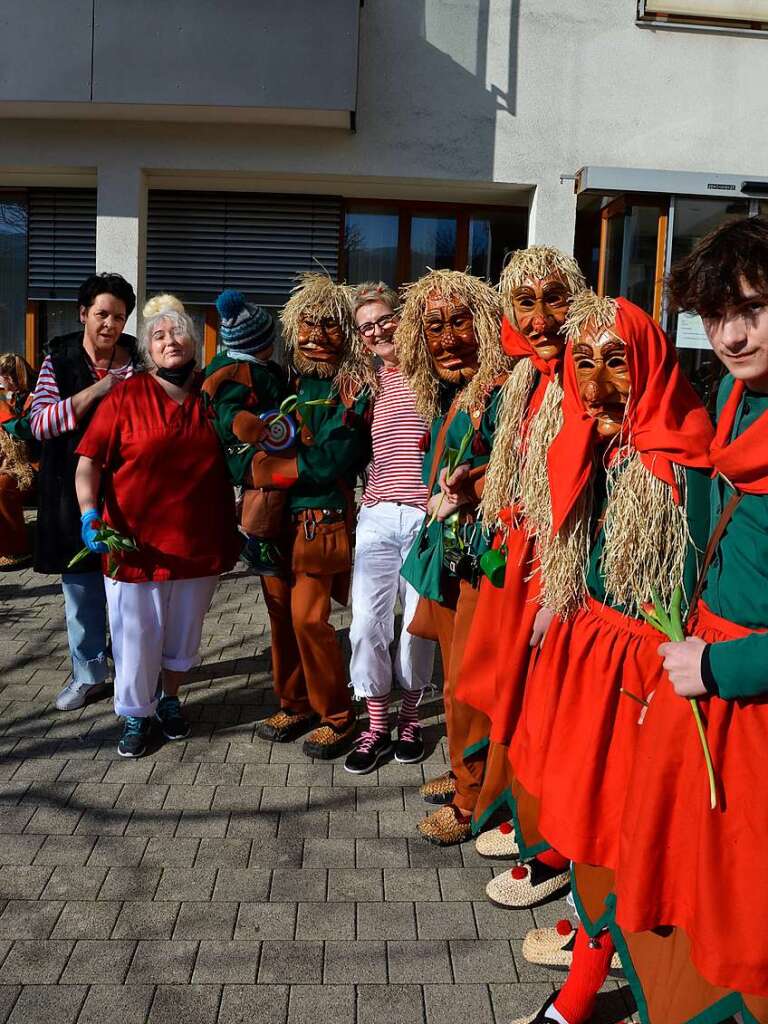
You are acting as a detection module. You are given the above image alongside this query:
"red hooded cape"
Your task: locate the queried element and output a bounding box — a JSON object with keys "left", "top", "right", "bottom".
{"left": 547, "top": 298, "right": 714, "bottom": 536}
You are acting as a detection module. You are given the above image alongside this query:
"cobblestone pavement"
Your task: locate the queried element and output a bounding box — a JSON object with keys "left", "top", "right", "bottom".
{"left": 0, "top": 563, "right": 635, "bottom": 1024}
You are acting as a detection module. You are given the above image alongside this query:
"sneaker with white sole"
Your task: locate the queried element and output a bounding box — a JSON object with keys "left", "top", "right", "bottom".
{"left": 117, "top": 716, "right": 152, "bottom": 758}
{"left": 154, "top": 695, "right": 191, "bottom": 741}
{"left": 55, "top": 679, "right": 111, "bottom": 712}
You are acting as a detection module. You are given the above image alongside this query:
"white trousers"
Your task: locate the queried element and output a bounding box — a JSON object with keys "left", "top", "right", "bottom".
{"left": 105, "top": 576, "right": 218, "bottom": 718}
{"left": 349, "top": 502, "right": 436, "bottom": 699}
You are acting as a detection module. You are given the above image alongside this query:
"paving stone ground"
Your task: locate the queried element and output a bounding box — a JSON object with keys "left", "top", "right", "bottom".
{"left": 0, "top": 559, "right": 636, "bottom": 1024}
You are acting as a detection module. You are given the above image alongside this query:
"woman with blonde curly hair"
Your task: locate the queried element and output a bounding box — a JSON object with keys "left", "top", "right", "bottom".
{"left": 343, "top": 282, "right": 436, "bottom": 775}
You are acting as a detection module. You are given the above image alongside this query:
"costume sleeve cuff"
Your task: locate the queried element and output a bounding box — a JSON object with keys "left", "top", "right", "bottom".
{"left": 700, "top": 644, "right": 720, "bottom": 697}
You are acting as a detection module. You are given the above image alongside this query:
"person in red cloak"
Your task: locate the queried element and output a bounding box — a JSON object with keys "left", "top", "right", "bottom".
{"left": 451, "top": 246, "right": 586, "bottom": 857}
{"left": 612, "top": 215, "right": 768, "bottom": 1023}
{"left": 504, "top": 292, "right": 713, "bottom": 1024}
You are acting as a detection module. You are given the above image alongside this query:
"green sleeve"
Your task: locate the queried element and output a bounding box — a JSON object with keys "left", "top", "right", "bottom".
{"left": 297, "top": 395, "right": 372, "bottom": 487}
{"left": 681, "top": 466, "right": 713, "bottom": 612}
{"left": 707, "top": 634, "right": 768, "bottom": 700}
{"left": 208, "top": 379, "right": 253, "bottom": 439}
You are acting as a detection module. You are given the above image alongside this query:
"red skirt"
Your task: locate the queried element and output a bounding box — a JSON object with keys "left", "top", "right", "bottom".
{"left": 455, "top": 522, "right": 540, "bottom": 747}
{"left": 615, "top": 601, "right": 768, "bottom": 997}
{"left": 508, "top": 612, "right": 568, "bottom": 801}
{"left": 535, "top": 598, "right": 661, "bottom": 870}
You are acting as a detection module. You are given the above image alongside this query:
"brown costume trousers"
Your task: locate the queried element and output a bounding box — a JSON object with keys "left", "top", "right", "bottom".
{"left": 0, "top": 474, "right": 29, "bottom": 559}
{"left": 416, "top": 582, "right": 487, "bottom": 811}
{"left": 261, "top": 520, "right": 353, "bottom": 730}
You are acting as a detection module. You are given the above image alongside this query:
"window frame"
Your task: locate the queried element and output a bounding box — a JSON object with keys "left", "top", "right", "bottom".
{"left": 636, "top": 0, "right": 768, "bottom": 33}
{"left": 340, "top": 197, "right": 527, "bottom": 287}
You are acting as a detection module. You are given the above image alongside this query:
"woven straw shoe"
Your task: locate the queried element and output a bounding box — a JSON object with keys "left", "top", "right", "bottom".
{"left": 475, "top": 820, "right": 519, "bottom": 858}
{"left": 302, "top": 718, "right": 357, "bottom": 760}
{"left": 485, "top": 861, "right": 570, "bottom": 908}
{"left": 522, "top": 921, "right": 622, "bottom": 970}
{"left": 417, "top": 804, "right": 473, "bottom": 846}
{"left": 255, "top": 709, "right": 319, "bottom": 743}
{"left": 419, "top": 771, "right": 456, "bottom": 805}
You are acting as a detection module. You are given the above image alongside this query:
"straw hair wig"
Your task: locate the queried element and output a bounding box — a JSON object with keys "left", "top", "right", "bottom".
{"left": 395, "top": 269, "right": 508, "bottom": 423}
{"left": 533, "top": 293, "right": 692, "bottom": 619}
{"left": 281, "top": 273, "right": 375, "bottom": 398}
{"left": 479, "top": 248, "right": 586, "bottom": 531}
{"left": 499, "top": 246, "right": 586, "bottom": 316}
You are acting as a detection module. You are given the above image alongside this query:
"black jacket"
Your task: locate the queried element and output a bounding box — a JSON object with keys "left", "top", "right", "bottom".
{"left": 34, "top": 331, "right": 140, "bottom": 575}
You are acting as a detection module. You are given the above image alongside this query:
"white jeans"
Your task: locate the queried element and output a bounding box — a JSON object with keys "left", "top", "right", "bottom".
{"left": 105, "top": 576, "right": 218, "bottom": 718}
{"left": 349, "top": 502, "right": 435, "bottom": 699}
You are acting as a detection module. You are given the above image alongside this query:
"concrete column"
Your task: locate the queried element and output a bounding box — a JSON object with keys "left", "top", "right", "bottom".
{"left": 527, "top": 175, "right": 578, "bottom": 255}
{"left": 95, "top": 160, "right": 146, "bottom": 334}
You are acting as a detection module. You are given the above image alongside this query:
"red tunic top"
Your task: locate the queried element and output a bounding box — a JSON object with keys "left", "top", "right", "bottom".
{"left": 77, "top": 372, "right": 241, "bottom": 583}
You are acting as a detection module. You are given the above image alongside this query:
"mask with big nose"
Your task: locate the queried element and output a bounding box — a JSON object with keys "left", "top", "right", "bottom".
{"left": 510, "top": 274, "right": 570, "bottom": 362}
{"left": 572, "top": 326, "right": 631, "bottom": 438}
{"left": 295, "top": 314, "right": 346, "bottom": 377}
{"left": 422, "top": 291, "right": 479, "bottom": 385}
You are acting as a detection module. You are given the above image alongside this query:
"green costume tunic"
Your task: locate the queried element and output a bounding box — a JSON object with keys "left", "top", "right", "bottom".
{"left": 203, "top": 353, "right": 288, "bottom": 485}
{"left": 401, "top": 383, "right": 503, "bottom": 603}
{"left": 702, "top": 377, "right": 768, "bottom": 699}
{"left": 288, "top": 376, "right": 372, "bottom": 514}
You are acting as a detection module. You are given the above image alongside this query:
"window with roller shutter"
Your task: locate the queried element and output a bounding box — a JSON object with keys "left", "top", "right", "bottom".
{"left": 146, "top": 190, "right": 343, "bottom": 308}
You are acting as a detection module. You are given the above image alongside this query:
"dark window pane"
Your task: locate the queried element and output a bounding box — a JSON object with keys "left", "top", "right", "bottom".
{"left": 0, "top": 197, "right": 28, "bottom": 355}
{"left": 410, "top": 216, "right": 456, "bottom": 279}
{"left": 469, "top": 209, "right": 528, "bottom": 282}
{"left": 344, "top": 207, "right": 398, "bottom": 285}
{"left": 39, "top": 301, "right": 82, "bottom": 356}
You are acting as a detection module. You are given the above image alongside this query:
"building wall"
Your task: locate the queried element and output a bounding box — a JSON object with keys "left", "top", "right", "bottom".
{"left": 1, "top": 0, "right": 765, "bottom": 325}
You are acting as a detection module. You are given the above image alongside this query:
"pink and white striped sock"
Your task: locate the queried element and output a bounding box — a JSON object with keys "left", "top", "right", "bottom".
{"left": 397, "top": 688, "right": 423, "bottom": 739}
{"left": 365, "top": 695, "right": 391, "bottom": 737}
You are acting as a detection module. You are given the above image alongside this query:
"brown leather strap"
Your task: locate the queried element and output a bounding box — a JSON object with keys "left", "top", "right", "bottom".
{"left": 689, "top": 491, "right": 743, "bottom": 614}
{"left": 426, "top": 400, "right": 461, "bottom": 496}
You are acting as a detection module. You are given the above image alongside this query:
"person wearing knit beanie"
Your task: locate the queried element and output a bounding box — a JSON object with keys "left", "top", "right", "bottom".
{"left": 202, "top": 290, "right": 291, "bottom": 576}
{"left": 216, "top": 290, "right": 276, "bottom": 362}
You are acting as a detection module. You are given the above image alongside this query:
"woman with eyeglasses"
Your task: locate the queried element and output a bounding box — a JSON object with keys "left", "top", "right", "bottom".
{"left": 344, "top": 282, "right": 436, "bottom": 774}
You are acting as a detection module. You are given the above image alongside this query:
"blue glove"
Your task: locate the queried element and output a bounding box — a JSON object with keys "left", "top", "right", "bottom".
{"left": 81, "top": 509, "right": 108, "bottom": 554}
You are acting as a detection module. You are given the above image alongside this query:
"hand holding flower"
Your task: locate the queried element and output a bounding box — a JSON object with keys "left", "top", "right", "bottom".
{"left": 657, "top": 637, "right": 708, "bottom": 698}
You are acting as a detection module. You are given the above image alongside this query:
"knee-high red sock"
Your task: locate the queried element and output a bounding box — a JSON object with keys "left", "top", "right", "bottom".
{"left": 554, "top": 926, "right": 614, "bottom": 1024}
{"left": 535, "top": 848, "right": 569, "bottom": 871}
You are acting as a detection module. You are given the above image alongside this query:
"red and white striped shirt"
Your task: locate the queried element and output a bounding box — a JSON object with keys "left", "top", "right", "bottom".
{"left": 362, "top": 365, "right": 429, "bottom": 510}
{"left": 30, "top": 353, "right": 136, "bottom": 440}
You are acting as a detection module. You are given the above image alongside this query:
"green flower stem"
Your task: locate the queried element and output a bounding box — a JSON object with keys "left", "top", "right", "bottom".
{"left": 643, "top": 585, "right": 717, "bottom": 811}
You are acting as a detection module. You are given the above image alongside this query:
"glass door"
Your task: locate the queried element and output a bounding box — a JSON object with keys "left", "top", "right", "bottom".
{"left": 597, "top": 196, "right": 669, "bottom": 319}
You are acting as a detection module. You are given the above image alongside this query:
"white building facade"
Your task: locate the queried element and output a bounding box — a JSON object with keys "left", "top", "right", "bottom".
{"left": 1, "top": 0, "right": 767, "bottom": 388}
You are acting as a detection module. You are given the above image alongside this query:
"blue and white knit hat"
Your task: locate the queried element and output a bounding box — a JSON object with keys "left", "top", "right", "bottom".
{"left": 216, "top": 290, "right": 276, "bottom": 356}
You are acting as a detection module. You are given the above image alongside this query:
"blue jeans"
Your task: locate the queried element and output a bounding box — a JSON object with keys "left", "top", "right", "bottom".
{"left": 61, "top": 571, "right": 109, "bottom": 685}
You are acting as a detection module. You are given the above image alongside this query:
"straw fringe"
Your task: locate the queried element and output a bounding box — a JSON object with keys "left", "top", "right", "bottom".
{"left": 499, "top": 246, "right": 586, "bottom": 317}
{"left": 0, "top": 430, "right": 34, "bottom": 491}
{"left": 395, "top": 269, "right": 509, "bottom": 423}
{"left": 518, "top": 378, "right": 565, "bottom": 538}
{"left": 564, "top": 291, "right": 618, "bottom": 343}
{"left": 478, "top": 359, "right": 537, "bottom": 529}
{"left": 601, "top": 454, "right": 691, "bottom": 614}
{"left": 280, "top": 272, "right": 376, "bottom": 398}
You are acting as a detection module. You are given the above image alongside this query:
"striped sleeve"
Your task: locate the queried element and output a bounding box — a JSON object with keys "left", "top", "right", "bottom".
{"left": 29, "top": 356, "right": 76, "bottom": 440}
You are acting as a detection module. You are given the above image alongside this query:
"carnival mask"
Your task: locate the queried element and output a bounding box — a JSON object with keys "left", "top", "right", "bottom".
{"left": 423, "top": 292, "right": 479, "bottom": 385}
{"left": 572, "top": 327, "right": 631, "bottom": 438}
{"left": 511, "top": 274, "right": 570, "bottom": 361}
{"left": 296, "top": 314, "right": 346, "bottom": 377}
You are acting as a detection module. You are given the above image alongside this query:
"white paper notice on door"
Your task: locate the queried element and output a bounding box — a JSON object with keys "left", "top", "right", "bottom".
{"left": 676, "top": 311, "right": 711, "bottom": 351}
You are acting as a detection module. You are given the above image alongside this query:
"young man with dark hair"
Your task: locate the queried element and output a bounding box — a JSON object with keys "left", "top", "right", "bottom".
{"left": 30, "top": 272, "right": 142, "bottom": 712}
{"left": 613, "top": 216, "right": 768, "bottom": 1021}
